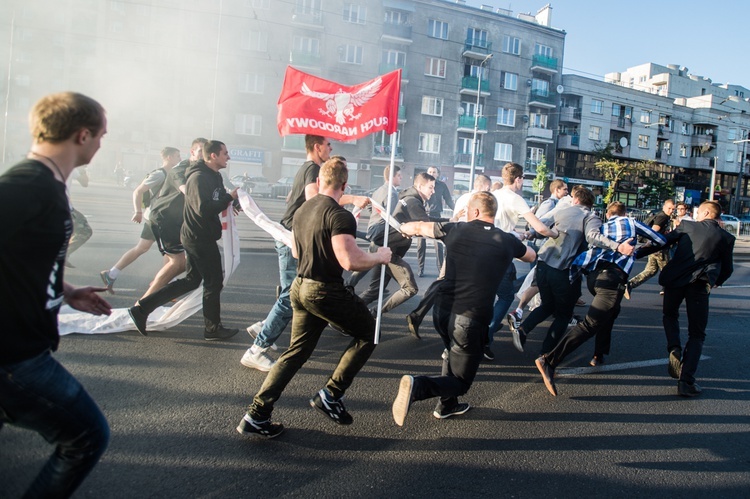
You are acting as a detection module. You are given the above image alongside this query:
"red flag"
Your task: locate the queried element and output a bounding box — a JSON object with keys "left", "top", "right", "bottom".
{"left": 277, "top": 66, "right": 401, "bottom": 141}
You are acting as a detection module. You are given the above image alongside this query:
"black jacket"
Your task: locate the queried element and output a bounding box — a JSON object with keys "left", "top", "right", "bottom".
{"left": 181, "top": 160, "right": 234, "bottom": 242}
{"left": 658, "top": 218, "right": 735, "bottom": 288}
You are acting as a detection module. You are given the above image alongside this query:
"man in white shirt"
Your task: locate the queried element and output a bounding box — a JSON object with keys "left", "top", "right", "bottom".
{"left": 485, "top": 163, "right": 557, "bottom": 361}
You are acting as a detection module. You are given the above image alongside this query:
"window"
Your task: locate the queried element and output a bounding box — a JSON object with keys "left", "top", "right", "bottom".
{"left": 664, "top": 142, "right": 672, "bottom": 155}
{"left": 528, "top": 146, "right": 544, "bottom": 164}
{"left": 384, "top": 9, "right": 408, "bottom": 25}
{"left": 293, "top": 36, "right": 319, "bottom": 55}
{"left": 640, "top": 110, "right": 651, "bottom": 124}
{"left": 494, "top": 142, "right": 513, "bottom": 161}
{"left": 638, "top": 135, "right": 649, "bottom": 148}
{"left": 591, "top": 99, "right": 603, "bottom": 114}
{"left": 497, "top": 108, "right": 516, "bottom": 127}
{"left": 428, "top": 19, "right": 448, "bottom": 39}
{"left": 501, "top": 71, "right": 517, "bottom": 91}
{"left": 242, "top": 31, "right": 268, "bottom": 51}
{"left": 461, "top": 101, "right": 481, "bottom": 119}
{"left": 680, "top": 143, "right": 688, "bottom": 157}
{"left": 534, "top": 43, "right": 552, "bottom": 57}
{"left": 457, "top": 136, "right": 472, "bottom": 154}
{"left": 726, "top": 150, "right": 736, "bottom": 162}
{"left": 421, "top": 96, "right": 443, "bottom": 116}
{"left": 235, "top": 114, "right": 262, "bottom": 136}
{"left": 502, "top": 35, "right": 520, "bottom": 55}
{"left": 681, "top": 123, "right": 689, "bottom": 135}
{"left": 110, "top": 0, "right": 125, "bottom": 12}
{"left": 425, "top": 57, "right": 446, "bottom": 78}
{"left": 339, "top": 45, "right": 363, "bottom": 64}
{"left": 419, "top": 133, "right": 441, "bottom": 153}
{"left": 529, "top": 112, "right": 548, "bottom": 128}
{"left": 588, "top": 126, "right": 601, "bottom": 140}
{"left": 343, "top": 4, "right": 366, "bottom": 24}
{"left": 728, "top": 128, "right": 738, "bottom": 141}
{"left": 239, "top": 73, "right": 264, "bottom": 93}
{"left": 467, "top": 28, "right": 488, "bottom": 47}
{"left": 383, "top": 49, "right": 405, "bottom": 66}
{"left": 296, "top": 0, "right": 321, "bottom": 16}
{"left": 532, "top": 78, "right": 549, "bottom": 95}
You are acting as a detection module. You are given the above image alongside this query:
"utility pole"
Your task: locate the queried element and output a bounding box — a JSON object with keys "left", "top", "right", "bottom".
{"left": 732, "top": 131, "right": 749, "bottom": 215}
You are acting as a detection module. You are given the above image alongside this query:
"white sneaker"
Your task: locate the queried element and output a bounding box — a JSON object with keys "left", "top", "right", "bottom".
{"left": 246, "top": 321, "right": 278, "bottom": 351}
{"left": 240, "top": 346, "right": 276, "bottom": 372}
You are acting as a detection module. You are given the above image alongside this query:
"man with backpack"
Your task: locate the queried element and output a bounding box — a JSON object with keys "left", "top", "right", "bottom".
{"left": 100, "top": 146, "right": 182, "bottom": 293}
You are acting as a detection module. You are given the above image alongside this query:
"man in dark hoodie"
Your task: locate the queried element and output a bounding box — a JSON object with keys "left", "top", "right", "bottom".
{"left": 128, "top": 140, "right": 239, "bottom": 340}
{"left": 357, "top": 172, "right": 436, "bottom": 320}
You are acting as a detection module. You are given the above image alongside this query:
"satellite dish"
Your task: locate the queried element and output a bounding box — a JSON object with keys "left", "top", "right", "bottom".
{"left": 619, "top": 137, "right": 628, "bottom": 148}
{"left": 556, "top": 84, "right": 564, "bottom": 94}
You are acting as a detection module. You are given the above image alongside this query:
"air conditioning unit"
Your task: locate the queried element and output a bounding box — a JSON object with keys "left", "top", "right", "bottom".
{"left": 359, "top": 163, "right": 371, "bottom": 171}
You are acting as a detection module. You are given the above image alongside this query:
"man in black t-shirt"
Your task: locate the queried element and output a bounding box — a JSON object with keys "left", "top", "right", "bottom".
{"left": 627, "top": 199, "right": 675, "bottom": 296}
{"left": 237, "top": 158, "right": 391, "bottom": 438}
{"left": 0, "top": 92, "right": 112, "bottom": 497}
{"left": 391, "top": 191, "right": 535, "bottom": 426}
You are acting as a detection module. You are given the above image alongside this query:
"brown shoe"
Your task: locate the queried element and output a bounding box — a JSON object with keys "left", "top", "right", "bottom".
{"left": 535, "top": 356, "right": 557, "bottom": 396}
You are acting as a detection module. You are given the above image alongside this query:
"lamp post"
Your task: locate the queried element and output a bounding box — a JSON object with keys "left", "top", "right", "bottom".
{"left": 732, "top": 132, "right": 749, "bottom": 215}
{"left": 469, "top": 53, "right": 492, "bottom": 191}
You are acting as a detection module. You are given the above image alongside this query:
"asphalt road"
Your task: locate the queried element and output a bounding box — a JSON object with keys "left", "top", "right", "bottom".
{"left": 2, "top": 181, "right": 750, "bottom": 498}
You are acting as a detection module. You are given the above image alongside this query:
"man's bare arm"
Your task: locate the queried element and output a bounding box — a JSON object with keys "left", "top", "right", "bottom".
{"left": 332, "top": 234, "right": 391, "bottom": 271}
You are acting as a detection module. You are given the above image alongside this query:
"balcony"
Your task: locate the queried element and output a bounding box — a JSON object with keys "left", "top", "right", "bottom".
{"left": 657, "top": 125, "right": 670, "bottom": 136}
{"left": 455, "top": 153, "right": 484, "bottom": 166}
{"left": 382, "top": 22, "right": 412, "bottom": 43}
{"left": 291, "top": 9, "right": 323, "bottom": 28}
{"left": 530, "top": 54, "right": 559, "bottom": 74}
{"left": 690, "top": 134, "right": 715, "bottom": 149}
{"left": 290, "top": 50, "right": 321, "bottom": 67}
{"left": 611, "top": 142, "right": 630, "bottom": 157}
{"left": 524, "top": 160, "right": 542, "bottom": 174}
{"left": 689, "top": 156, "right": 712, "bottom": 169}
{"left": 557, "top": 134, "right": 580, "bottom": 148}
{"left": 463, "top": 39, "right": 492, "bottom": 59}
{"left": 528, "top": 89, "right": 556, "bottom": 108}
{"left": 527, "top": 126, "right": 554, "bottom": 142}
{"left": 460, "top": 76, "right": 490, "bottom": 96}
{"left": 457, "top": 115, "right": 487, "bottom": 132}
{"left": 559, "top": 107, "right": 581, "bottom": 123}
{"left": 611, "top": 116, "right": 633, "bottom": 130}
{"left": 379, "top": 63, "right": 408, "bottom": 82}
{"left": 398, "top": 105, "right": 406, "bottom": 124}
{"left": 372, "top": 144, "right": 403, "bottom": 161}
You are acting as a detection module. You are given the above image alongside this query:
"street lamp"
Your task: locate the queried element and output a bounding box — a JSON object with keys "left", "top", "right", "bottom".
{"left": 469, "top": 53, "right": 492, "bottom": 191}
{"left": 732, "top": 131, "right": 749, "bottom": 214}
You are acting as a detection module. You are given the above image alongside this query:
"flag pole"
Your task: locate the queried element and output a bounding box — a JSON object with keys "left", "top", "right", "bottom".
{"left": 374, "top": 131, "right": 398, "bottom": 344}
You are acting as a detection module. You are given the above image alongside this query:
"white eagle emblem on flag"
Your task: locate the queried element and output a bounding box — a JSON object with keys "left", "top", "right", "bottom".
{"left": 300, "top": 77, "right": 383, "bottom": 125}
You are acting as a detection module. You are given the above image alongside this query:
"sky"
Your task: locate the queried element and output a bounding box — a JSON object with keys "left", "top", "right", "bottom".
{"left": 469, "top": 0, "right": 750, "bottom": 87}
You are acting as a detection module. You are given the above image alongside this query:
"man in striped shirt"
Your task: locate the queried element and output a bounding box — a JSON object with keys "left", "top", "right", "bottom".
{"left": 534, "top": 201, "right": 666, "bottom": 396}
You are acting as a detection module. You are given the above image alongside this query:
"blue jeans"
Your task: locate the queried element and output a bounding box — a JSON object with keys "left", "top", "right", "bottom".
{"left": 0, "top": 351, "right": 109, "bottom": 498}
{"left": 255, "top": 241, "right": 297, "bottom": 349}
{"left": 487, "top": 263, "right": 517, "bottom": 341}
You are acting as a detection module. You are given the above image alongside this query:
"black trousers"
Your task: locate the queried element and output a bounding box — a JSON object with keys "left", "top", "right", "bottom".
{"left": 416, "top": 237, "right": 444, "bottom": 273}
{"left": 521, "top": 261, "right": 581, "bottom": 354}
{"left": 663, "top": 280, "right": 710, "bottom": 384}
{"left": 545, "top": 262, "right": 627, "bottom": 367}
{"left": 138, "top": 236, "right": 224, "bottom": 328}
{"left": 409, "top": 300, "right": 485, "bottom": 411}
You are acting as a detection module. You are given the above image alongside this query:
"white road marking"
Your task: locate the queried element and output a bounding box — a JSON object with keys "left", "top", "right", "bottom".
{"left": 556, "top": 355, "right": 710, "bottom": 377}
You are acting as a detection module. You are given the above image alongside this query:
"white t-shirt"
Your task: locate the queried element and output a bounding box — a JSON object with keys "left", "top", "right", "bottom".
{"left": 492, "top": 187, "right": 531, "bottom": 233}
{"left": 453, "top": 191, "right": 472, "bottom": 222}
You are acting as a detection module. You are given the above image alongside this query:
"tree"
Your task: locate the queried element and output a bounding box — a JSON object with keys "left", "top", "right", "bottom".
{"left": 594, "top": 158, "right": 645, "bottom": 206}
{"left": 638, "top": 173, "right": 675, "bottom": 208}
{"left": 532, "top": 155, "right": 550, "bottom": 204}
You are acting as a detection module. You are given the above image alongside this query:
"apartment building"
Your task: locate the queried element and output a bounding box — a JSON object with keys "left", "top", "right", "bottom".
{"left": 0, "top": 0, "right": 565, "bottom": 194}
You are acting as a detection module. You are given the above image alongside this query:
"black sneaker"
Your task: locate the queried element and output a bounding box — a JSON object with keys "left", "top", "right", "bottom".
{"left": 483, "top": 346, "right": 495, "bottom": 361}
{"left": 677, "top": 381, "right": 702, "bottom": 397}
{"left": 128, "top": 305, "right": 148, "bottom": 336}
{"left": 392, "top": 375, "right": 414, "bottom": 426}
{"left": 236, "top": 414, "right": 284, "bottom": 438}
{"left": 204, "top": 324, "right": 240, "bottom": 341}
{"left": 433, "top": 402, "right": 471, "bottom": 420}
{"left": 310, "top": 389, "right": 353, "bottom": 425}
{"left": 668, "top": 348, "right": 682, "bottom": 379}
{"left": 406, "top": 313, "right": 422, "bottom": 340}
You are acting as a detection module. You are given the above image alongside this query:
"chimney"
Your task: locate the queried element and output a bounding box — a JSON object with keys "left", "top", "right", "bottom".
{"left": 535, "top": 3, "right": 552, "bottom": 26}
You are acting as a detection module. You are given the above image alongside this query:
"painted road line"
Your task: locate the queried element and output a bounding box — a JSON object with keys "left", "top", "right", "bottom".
{"left": 556, "top": 355, "right": 710, "bottom": 377}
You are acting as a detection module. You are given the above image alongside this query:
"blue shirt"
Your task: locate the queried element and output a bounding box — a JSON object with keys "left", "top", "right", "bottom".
{"left": 570, "top": 215, "right": 666, "bottom": 281}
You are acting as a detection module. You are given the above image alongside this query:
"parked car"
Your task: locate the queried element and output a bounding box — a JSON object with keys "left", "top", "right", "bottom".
{"left": 231, "top": 175, "right": 272, "bottom": 197}
{"left": 271, "top": 176, "right": 294, "bottom": 199}
{"left": 738, "top": 214, "right": 750, "bottom": 233}
{"left": 720, "top": 214, "right": 740, "bottom": 235}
